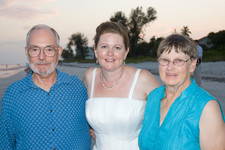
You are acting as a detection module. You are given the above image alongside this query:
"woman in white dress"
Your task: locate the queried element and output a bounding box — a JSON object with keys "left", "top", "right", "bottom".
{"left": 83, "top": 21, "right": 160, "bottom": 150}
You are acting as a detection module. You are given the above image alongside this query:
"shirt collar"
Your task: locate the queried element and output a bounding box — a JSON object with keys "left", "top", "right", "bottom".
{"left": 27, "top": 69, "right": 71, "bottom": 89}
{"left": 178, "top": 78, "right": 198, "bottom": 101}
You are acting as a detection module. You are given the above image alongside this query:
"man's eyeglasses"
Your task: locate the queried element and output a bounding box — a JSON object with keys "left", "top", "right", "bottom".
{"left": 158, "top": 58, "right": 190, "bottom": 67}
{"left": 28, "top": 46, "right": 58, "bottom": 57}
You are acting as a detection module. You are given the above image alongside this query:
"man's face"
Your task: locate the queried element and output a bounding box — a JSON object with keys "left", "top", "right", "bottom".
{"left": 25, "top": 28, "right": 62, "bottom": 76}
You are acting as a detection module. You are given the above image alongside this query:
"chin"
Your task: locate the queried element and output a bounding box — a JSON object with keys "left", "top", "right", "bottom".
{"left": 31, "top": 64, "right": 57, "bottom": 76}
{"left": 30, "top": 61, "right": 58, "bottom": 76}
{"left": 164, "top": 79, "right": 179, "bottom": 86}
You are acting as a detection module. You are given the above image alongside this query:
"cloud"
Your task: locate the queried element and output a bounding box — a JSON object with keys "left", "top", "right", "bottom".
{"left": 0, "top": 0, "right": 16, "bottom": 8}
{"left": 0, "top": 0, "right": 59, "bottom": 21}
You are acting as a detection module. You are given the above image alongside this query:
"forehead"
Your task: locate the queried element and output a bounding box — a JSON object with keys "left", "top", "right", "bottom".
{"left": 99, "top": 33, "right": 123, "bottom": 42}
{"left": 161, "top": 48, "right": 188, "bottom": 58}
{"left": 29, "top": 28, "right": 57, "bottom": 45}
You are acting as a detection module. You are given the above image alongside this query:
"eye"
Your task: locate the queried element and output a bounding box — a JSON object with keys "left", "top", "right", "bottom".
{"left": 45, "top": 47, "right": 55, "bottom": 52}
{"left": 174, "top": 59, "right": 184, "bottom": 63}
{"left": 114, "top": 46, "right": 121, "bottom": 50}
{"left": 101, "top": 45, "right": 107, "bottom": 49}
{"left": 161, "top": 58, "right": 169, "bottom": 62}
{"left": 158, "top": 58, "right": 169, "bottom": 65}
{"left": 30, "top": 47, "right": 39, "bottom": 52}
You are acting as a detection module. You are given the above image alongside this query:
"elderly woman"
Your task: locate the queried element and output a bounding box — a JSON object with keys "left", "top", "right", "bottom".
{"left": 83, "top": 21, "right": 159, "bottom": 150}
{"left": 138, "top": 34, "right": 225, "bottom": 149}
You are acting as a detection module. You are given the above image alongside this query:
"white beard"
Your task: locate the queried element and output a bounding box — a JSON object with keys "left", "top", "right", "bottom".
{"left": 29, "top": 59, "right": 58, "bottom": 76}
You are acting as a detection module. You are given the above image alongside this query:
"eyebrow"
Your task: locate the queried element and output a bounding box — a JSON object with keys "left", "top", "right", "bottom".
{"left": 29, "top": 45, "right": 56, "bottom": 47}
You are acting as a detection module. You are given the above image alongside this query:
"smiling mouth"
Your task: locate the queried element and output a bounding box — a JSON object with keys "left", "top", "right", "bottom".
{"left": 166, "top": 73, "right": 177, "bottom": 76}
{"left": 105, "top": 59, "right": 115, "bottom": 62}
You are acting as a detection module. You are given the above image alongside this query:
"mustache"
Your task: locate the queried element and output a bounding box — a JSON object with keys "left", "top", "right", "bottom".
{"left": 34, "top": 61, "right": 51, "bottom": 65}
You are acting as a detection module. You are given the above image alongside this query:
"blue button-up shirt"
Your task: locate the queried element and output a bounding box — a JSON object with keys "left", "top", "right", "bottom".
{"left": 0, "top": 69, "right": 91, "bottom": 150}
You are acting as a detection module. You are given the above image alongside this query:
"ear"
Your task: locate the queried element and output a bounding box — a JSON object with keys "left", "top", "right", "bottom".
{"left": 190, "top": 58, "right": 197, "bottom": 73}
{"left": 58, "top": 46, "right": 63, "bottom": 59}
{"left": 25, "top": 47, "right": 30, "bottom": 61}
{"left": 94, "top": 46, "right": 98, "bottom": 59}
{"left": 124, "top": 48, "right": 129, "bottom": 60}
{"left": 25, "top": 47, "right": 29, "bottom": 57}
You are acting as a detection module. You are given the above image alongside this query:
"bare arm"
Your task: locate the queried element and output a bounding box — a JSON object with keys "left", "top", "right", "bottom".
{"left": 82, "top": 67, "right": 96, "bottom": 139}
{"left": 140, "top": 69, "right": 160, "bottom": 97}
{"left": 82, "top": 67, "right": 96, "bottom": 97}
{"left": 200, "top": 100, "right": 225, "bottom": 149}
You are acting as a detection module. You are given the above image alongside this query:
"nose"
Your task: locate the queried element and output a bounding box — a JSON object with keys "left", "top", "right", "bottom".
{"left": 167, "top": 61, "right": 175, "bottom": 70}
{"left": 38, "top": 49, "right": 46, "bottom": 60}
{"left": 107, "top": 48, "right": 114, "bottom": 56}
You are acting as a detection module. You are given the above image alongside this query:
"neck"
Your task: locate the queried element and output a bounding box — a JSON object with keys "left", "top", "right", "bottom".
{"left": 165, "top": 78, "right": 191, "bottom": 101}
{"left": 32, "top": 70, "right": 57, "bottom": 92}
{"left": 100, "top": 66, "right": 124, "bottom": 90}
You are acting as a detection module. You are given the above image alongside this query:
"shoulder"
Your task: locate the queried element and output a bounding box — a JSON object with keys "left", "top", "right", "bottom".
{"left": 138, "top": 69, "right": 160, "bottom": 89}
{"left": 148, "top": 86, "right": 164, "bottom": 97}
{"left": 139, "top": 69, "right": 156, "bottom": 81}
{"left": 82, "top": 67, "right": 96, "bottom": 87}
{"left": 84, "top": 67, "right": 96, "bottom": 79}
{"left": 6, "top": 75, "right": 31, "bottom": 93}
{"left": 125, "top": 66, "right": 160, "bottom": 97}
{"left": 192, "top": 85, "right": 216, "bottom": 106}
{"left": 125, "top": 66, "right": 158, "bottom": 84}
{"left": 199, "top": 100, "right": 225, "bottom": 149}
{"left": 57, "top": 70, "right": 84, "bottom": 88}
{"left": 201, "top": 100, "right": 224, "bottom": 122}
{"left": 2, "top": 76, "right": 29, "bottom": 104}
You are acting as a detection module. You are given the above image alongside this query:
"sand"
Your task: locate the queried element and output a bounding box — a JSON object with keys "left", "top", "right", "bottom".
{"left": 0, "top": 62, "right": 224, "bottom": 111}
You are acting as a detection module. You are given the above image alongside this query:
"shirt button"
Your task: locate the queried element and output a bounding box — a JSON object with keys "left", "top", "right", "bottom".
{"left": 48, "top": 93, "right": 50, "bottom": 95}
{"left": 53, "top": 148, "right": 56, "bottom": 150}
{"left": 50, "top": 110, "right": 53, "bottom": 112}
{"left": 52, "top": 129, "right": 55, "bottom": 131}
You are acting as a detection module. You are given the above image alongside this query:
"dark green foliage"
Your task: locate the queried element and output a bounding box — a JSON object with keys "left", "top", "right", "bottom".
{"left": 208, "top": 30, "right": 225, "bottom": 50}
{"left": 68, "top": 33, "right": 89, "bottom": 59}
{"left": 110, "top": 6, "right": 157, "bottom": 57}
{"left": 110, "top": 11, "right": 128, "bottom": 28}
{"left": 148, "top": 36, "right": 163, "bottom": 57}
{"left": 203, "top": 49, "right": 225, "bottom": 61}
{"left": 61, "top": 47, "right": 74, "bottom": 61}
{"left": 134, "top": 42, "right": 149, "bottom": 57}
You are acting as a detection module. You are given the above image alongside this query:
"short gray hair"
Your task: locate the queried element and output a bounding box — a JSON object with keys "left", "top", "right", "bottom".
{"left": 26, "top": 24, "right": 60, "bottom": 46}
{"left": 157, "top": 34, "right": 198, "bottom": 60}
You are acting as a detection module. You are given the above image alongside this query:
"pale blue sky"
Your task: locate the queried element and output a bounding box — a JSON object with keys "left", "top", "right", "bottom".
{"left": 0, "top": 0, "right": 225, "bottom": 64}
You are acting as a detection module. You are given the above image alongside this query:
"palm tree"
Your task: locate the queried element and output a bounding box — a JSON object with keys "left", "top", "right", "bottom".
{"left": 181, "top": 26, "right": 191, "bottom": 37}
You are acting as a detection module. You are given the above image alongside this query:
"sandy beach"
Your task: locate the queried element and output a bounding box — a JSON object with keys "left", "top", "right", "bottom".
{"left": 0, "top": 62, "right": 225, "bottom": 112}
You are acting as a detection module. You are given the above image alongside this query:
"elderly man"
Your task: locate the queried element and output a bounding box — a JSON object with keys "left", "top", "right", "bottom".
{"left": 0, "top": 24, "right": 91, "bottom": 149}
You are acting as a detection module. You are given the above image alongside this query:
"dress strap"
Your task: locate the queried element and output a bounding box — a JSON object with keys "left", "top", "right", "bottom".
{"left": 90, "top": 68, "right": 97, "bottom": 98}
{"left": 128, "top": 69, "right": 141, "bottom": 99}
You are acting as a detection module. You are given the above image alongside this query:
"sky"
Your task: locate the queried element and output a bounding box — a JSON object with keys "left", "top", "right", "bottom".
{"left": 0, "top": 0, "right": 225, "bottom": 64}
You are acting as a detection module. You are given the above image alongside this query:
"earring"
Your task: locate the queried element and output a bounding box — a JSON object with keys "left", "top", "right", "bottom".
{"left": 96, "top": 59, "right": 98, "bottom": 64}
{"left": 124, "top": 61, "right": 125, "bottom": 65}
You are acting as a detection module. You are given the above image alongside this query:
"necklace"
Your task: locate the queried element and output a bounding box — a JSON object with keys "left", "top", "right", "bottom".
{"left": 100, "top": 67, "right": 124, "bottom": 90}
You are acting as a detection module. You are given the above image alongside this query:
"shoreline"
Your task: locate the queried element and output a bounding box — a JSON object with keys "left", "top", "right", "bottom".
{"left": 0, "top": 61, "right": 225, "bottom": 82}
{"left": 0, "top": 62, "right": 224, "bottom": 112}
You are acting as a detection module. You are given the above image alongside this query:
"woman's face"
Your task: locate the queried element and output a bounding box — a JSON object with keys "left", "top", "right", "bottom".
{"left": 94, "top": 33, "right": 129, "bottom": 71}
{"left": 158, "top": 49, "right": 196, "bottom": 88}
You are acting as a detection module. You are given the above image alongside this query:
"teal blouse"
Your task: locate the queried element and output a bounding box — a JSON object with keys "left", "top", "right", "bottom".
{"left": 138, "top": 78, "right": 225, "bottom": 150}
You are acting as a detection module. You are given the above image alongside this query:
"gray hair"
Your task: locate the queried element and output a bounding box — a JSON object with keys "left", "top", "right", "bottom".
{"left": 26, "top": 24, "right": 60, "bottom": 46}
{"left": 157, "top": 34, "right": 198, "bottom": 60}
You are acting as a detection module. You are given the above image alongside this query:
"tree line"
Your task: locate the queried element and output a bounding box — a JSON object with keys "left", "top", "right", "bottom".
{"left": 61, "top": 6, "right": 225, "bottom": 61}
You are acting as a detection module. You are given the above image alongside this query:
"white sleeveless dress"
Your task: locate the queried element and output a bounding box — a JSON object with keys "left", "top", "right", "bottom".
{"left": 86, "top": 68, "right": 146, "bottom": 150}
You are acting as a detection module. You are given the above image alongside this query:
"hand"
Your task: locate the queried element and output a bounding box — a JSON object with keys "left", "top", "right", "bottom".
{"left": 89, "top": 128, "right": 96, "bottom": 140}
